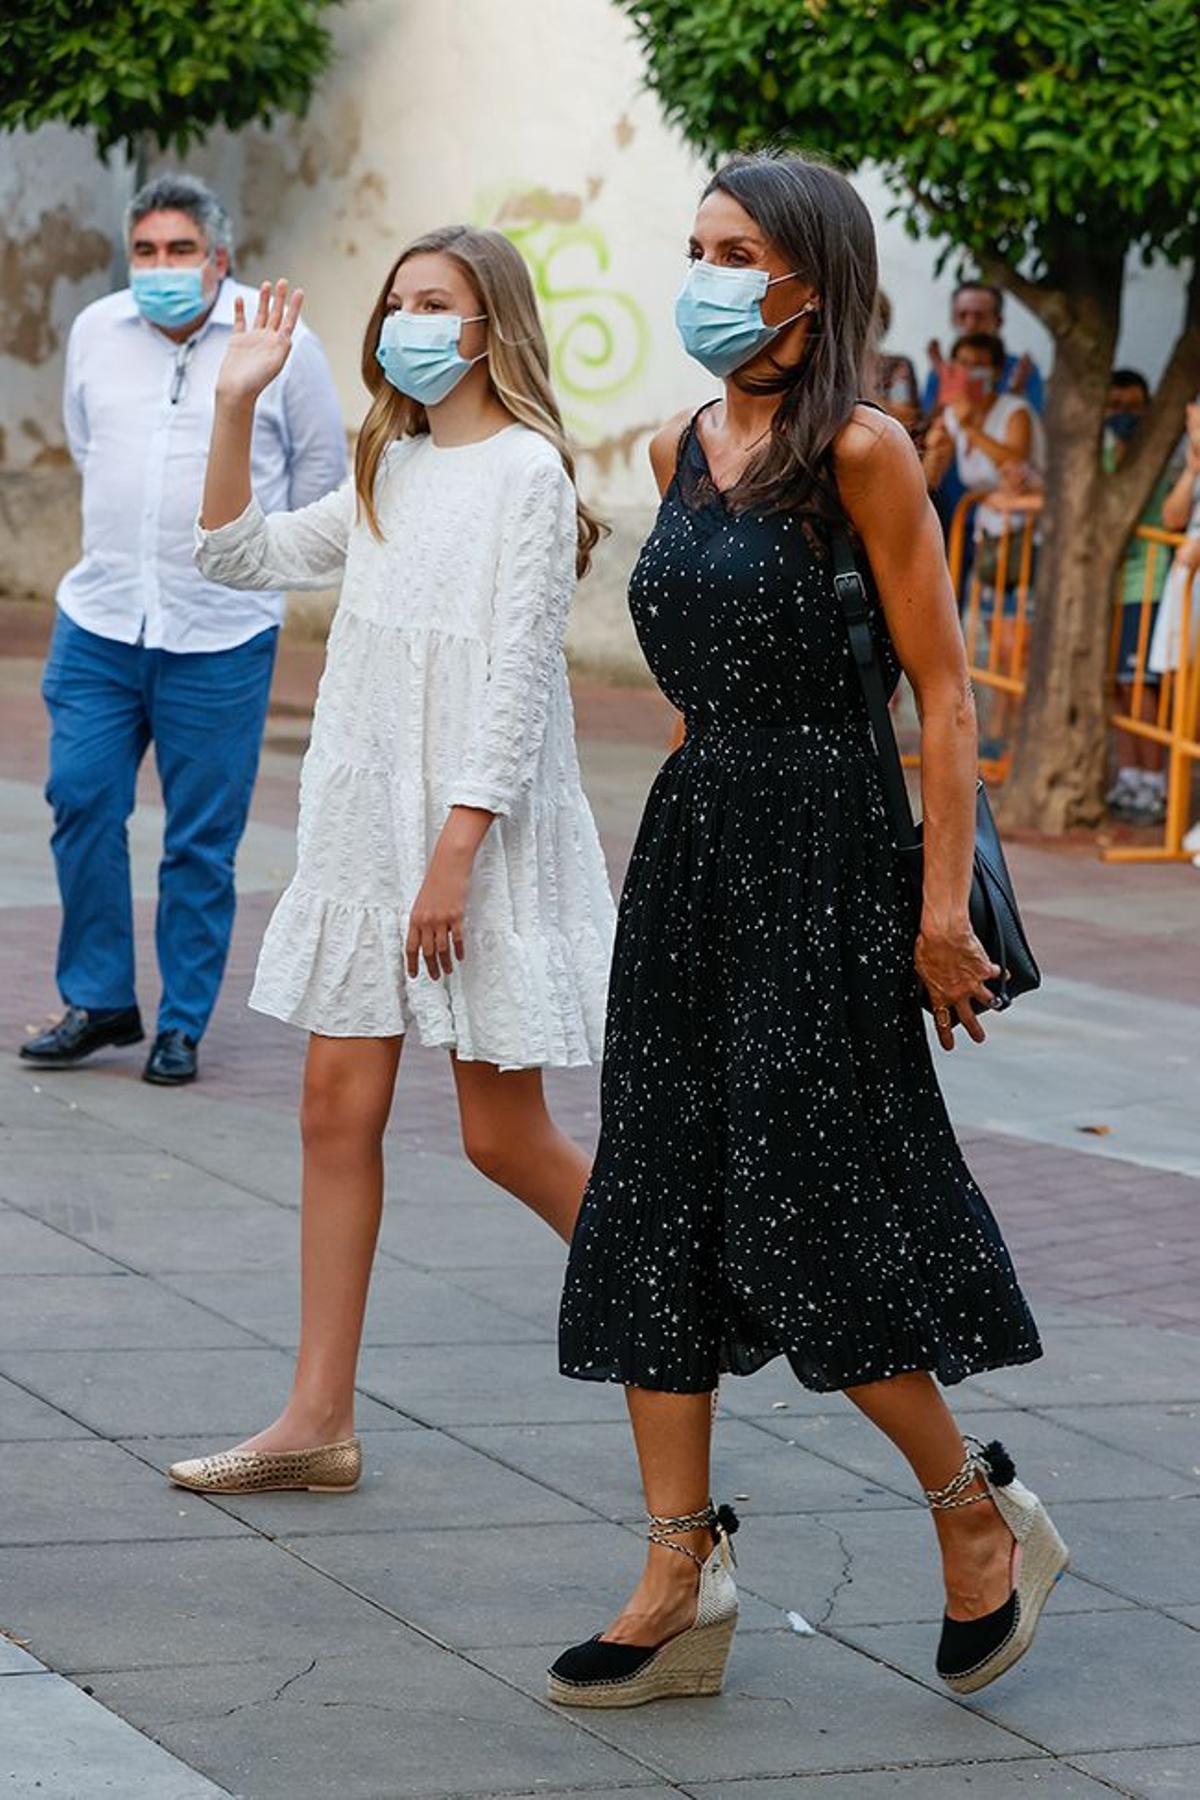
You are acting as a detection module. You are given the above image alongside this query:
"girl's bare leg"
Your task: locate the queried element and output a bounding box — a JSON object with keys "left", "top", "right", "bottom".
{"left": 845, "top": 1370, "right": 1014, "bottom": 1620}
{"left": 237, "top": 1033, "right": 402, "bottom": 1453}
{"left": 450, "top": 1055, "right": 590, "bottom": 1242}
{"left": 601, "top": 1388, "right": 715, "bottom": 1647}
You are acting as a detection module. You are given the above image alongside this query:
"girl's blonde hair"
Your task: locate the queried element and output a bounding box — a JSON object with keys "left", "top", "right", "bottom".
{"left": 355, "top": 225, "right": 605, "bottom": 578}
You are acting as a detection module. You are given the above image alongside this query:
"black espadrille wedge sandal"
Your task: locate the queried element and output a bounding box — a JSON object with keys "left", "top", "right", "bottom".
{"left": 548, "top": 1503, "right": 739, "bottom": 1708}
{"left": 929, "top": 1437, "right": 1069, "bottom": 1695}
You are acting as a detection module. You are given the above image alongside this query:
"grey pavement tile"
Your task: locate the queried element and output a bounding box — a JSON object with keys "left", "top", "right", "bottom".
{"left": 748, "top": 1406, "right": 1200, "bottom": 1505}
{"left": 1075, "top": 1748, "right": 1200, "bottom": 1795}
{"left": 0, "top": 1439, "right": 253, "bottom": 1546}
{"left": 440, "top": 1262, "right": 561, "bottom": 1330}
{"left": 0, "top": 1535, "right": 420, "bottom": 1674}
{"left": 0, "top": 1150, "right": 301, "bottom": 1273}
{"left": 0, "top": 1669, "right": 228, "bottom": 1797}
{"left": 839, "top": 1609, "right": 1200, "bottom": 1756}
{"left": 291, "top": 1519, "right": 784, "bottom": 1649}
{"left": 971, "top": 1325, "right": 1200, "bottom": 1408}
{"left": 456, "top": 1418, "right": 913, "bottom": 1523}
{"left": 377, "top": 1197, "right": 568, "bottom": 1272}
{"left": 84, "top": 1647, "right": 646, "bottom": 1800}
{"left": 0, "top": 1072, "right": 131, "bottom": 1146}
{"left": 68, "top": 1093, "right": 306, "bottom": 1207}
{"left": 1046, "top": 1494, "right": 1200, "bottom": 1610}
{"left": 0, "top": 1636, "right": 40, "bottom": 1674}
{"left": 358, "top": 1340, "right": 631, "bottom": 1428}
{"left": 0, "top": 1346, "right": 412, "bottom": 1437}
{"left": 732, "top": 1509, "right": 1125, "bottom": 1631}
{"left": 0, "top": 1370, "right": 95, "bottom": 1440}
{"left": 1034, "top": 1402, "right": 1200, "bottom": 1482}
{"left": 135, "top": 1427, "right": 591, "bottom": 1533}
{"left": 0, "top": 1272, "right": 261, "bottom": 1351}
{"left": 161, "top": 1264, "right": 548, "bottom": 1350}
{"left": 693, "top": 1765, "right": 1116, "bottom": 1796}
{"left": 0, "top": 1205, "right": 126, "bottom": 1274}
{"left": 474, "top": 1630, "right": 1034, "bottom": 1781}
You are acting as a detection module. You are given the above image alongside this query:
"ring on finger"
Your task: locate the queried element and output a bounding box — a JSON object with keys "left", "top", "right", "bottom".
{"left": 933, "top": 1003, "right": 952, "bottom": 1030}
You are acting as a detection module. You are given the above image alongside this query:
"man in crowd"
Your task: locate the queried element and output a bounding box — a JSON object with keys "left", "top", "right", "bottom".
{"left": 19, "top": 174, "right": 347, "bottom": 1086}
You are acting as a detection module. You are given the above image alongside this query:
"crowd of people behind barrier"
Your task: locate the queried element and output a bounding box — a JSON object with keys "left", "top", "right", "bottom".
{"left": 874, "top": 278, "right": 1199, "bottom": 839}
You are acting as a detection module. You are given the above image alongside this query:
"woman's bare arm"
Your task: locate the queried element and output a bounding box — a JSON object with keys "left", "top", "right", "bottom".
{"left": 834, "top": 407, "right": 997, "bottom": 1048}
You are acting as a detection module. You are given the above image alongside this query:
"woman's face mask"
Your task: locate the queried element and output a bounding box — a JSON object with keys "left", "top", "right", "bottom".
{"left": 376, "top": 310, "right": 487, "bottom": 405}
{"left": 675, "top": 260, "right": 817, "bottom": 379}
{"left": 130, "top": 265, "right": 211, "bottom": 329}
{"left": 964, "top": 364, "right": 998, "bottom": 401}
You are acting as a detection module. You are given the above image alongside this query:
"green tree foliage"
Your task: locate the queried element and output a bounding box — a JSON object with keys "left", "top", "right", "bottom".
{"left": 0, "top": 0, "right": 341, "bottom": 157}
{"left": 619, "top": 0, "right": 1200, "bottom": 832}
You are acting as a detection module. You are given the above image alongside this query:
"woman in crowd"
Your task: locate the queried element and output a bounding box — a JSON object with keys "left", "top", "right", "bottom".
{"left": 922, "top": 330, "right": 1045, "bottom": 560}
{"left": 171, "top": 227, "right": 615, "bottom": 1495}
{"left": 550, "top": 152, "right": 1064, "bottom": 1710}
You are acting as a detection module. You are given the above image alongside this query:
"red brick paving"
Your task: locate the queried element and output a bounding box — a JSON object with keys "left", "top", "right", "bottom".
{"left": 4, "top": 600, "right": 1198, "bottom": 1336}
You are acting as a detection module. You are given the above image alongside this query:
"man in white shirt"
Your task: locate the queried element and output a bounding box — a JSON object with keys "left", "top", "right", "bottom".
{"left": 20, "top": 174, "right": 347, "bottom": 1085}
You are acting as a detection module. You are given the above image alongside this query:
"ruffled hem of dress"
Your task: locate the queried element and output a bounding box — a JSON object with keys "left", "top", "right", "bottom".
{"left": 249, "top": 879, "right": 610, "bottom": 1070}
{"left": 559, "top": 1330, "right": 1044, "bottom": 1396}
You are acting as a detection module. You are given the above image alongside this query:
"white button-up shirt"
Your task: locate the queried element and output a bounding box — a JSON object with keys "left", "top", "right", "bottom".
{"left": 57, "top": 278, "right": 348, "bottom": 653}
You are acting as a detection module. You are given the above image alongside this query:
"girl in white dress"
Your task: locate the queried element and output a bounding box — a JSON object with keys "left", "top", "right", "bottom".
{"left": 171, "top": 227, "right": 615, "bottom": 1494}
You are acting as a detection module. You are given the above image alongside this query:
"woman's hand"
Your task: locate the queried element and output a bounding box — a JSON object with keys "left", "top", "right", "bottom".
{"left": 915, "top": 920, "right": 1000, "bottom": 1050}
{"left": 215, "top": 279, "right": 304, "bottom": 407}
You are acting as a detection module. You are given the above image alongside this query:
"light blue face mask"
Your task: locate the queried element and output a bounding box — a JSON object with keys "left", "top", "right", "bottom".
{"left": 675, "top": 260, "right": 816, "bottom": 379}
{"left": 130, "top": 266, "right": 211, "bottom": 329}
{"left": 376, "top": 310, "right": 488, "bottom": 405}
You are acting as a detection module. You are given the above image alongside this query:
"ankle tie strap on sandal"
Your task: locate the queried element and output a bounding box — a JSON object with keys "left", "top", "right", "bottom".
{"left": 925, "top": 1437, "right": 1018, "bottom": 1511}
{"left": 647, "top": 1501, "right": 740, "bottom": 1567}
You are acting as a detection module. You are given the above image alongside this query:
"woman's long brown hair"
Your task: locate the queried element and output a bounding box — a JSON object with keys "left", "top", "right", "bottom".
{"left": 354, "top": 225, "right": 605, "bottom": 578}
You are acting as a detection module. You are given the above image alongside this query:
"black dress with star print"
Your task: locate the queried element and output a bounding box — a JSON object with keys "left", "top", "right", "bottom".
{"left": 558, "top": 411, "right": 1042, "bottom": 1394}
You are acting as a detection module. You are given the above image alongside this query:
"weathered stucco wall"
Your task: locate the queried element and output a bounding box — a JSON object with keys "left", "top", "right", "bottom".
{"left": 1, "top": 0, "right": 1191, "bottom": 675}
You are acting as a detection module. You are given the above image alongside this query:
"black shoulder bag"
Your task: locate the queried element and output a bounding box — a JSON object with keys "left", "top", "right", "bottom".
{"left": 830, "top": 526, "right": 1041, "bottom": 1013}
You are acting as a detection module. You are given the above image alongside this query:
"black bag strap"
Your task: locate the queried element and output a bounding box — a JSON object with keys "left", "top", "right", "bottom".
{"left": 829, "top": 526, "right": 921, "bottom": 854}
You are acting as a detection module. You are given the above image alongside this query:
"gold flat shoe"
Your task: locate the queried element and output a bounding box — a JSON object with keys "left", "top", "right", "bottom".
{"left": 168, "top": 1436, "right": 362, "bottom": 1494}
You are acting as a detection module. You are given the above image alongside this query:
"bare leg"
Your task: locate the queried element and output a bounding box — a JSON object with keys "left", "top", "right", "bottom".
{"left": 601, "top": 1388, "right": 715, "bottom": 1647}
{"left": 845, "top": 1371, "right": 1014, "bottom": 1620}
{"left": 451, "top": 1056, "right": 590, "bottom": 1243}
{"left": 237, "top": 1033, "right": 402, "bottom": 1453}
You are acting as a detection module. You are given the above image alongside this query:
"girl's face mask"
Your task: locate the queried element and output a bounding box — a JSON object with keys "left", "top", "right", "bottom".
{"left": 675, "top": 260, "right": 817, "bottom": 379}
{"left": 375, "top": 310, "right": 487, "bottom": 406}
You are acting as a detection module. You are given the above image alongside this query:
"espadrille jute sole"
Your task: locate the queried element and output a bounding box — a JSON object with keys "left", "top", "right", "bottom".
{"left": 548, "top": 1614, "right": 736, "bottom": 1709}
{"left": 941, "top": 1509, "right": 1069, "bottom": 1696}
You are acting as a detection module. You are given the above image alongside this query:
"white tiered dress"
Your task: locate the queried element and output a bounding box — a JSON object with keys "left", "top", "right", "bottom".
{"left": 195, "top": 424, "right": 615, "bottom": 1069}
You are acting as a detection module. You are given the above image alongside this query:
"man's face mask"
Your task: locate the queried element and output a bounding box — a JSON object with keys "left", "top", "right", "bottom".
{"left": 130, "top": 265, "right": 211, "bottom": 329}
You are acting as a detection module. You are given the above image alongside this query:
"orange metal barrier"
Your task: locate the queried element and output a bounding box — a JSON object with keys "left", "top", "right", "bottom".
{"left": 1103, "top": 525, "right": 1199, "bottom": 863}
{"left": 944, "top": 489, "right": 1041, "bottom": 782}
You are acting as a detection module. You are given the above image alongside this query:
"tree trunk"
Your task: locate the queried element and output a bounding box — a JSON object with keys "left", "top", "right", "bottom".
{"left": 999, "top": 270, "right": 1122, "bottom": 834}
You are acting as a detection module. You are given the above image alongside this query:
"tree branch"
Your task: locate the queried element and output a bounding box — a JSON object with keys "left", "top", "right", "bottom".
{"left": 903, "top": 177, "right": 1072, "bottom": 334}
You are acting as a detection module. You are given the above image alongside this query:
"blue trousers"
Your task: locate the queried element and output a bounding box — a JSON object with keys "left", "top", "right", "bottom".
{"left": 41, "top": 612, "right": 278, "bottom": 1041}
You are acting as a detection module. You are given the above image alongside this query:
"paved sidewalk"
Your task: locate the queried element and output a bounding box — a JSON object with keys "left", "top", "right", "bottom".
{"left": 2, "top": 609, "right": 1199, "bottom": 1798}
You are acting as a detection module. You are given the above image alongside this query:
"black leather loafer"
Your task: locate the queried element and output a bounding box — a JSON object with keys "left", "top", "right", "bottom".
{"left": 19, "top": 1005, "right": 144, "bottom": 1067}
{"left": 143, "top": 1030, "right": 198, "bottom": 1086}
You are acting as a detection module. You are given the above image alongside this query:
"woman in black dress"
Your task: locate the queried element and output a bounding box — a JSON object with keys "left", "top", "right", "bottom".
{"left": 550, "top": 153, "right": 1066, "bottom": 1709}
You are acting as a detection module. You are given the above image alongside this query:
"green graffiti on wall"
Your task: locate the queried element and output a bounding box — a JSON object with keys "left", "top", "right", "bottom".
{"left": 476, "top": 187, "right": 652, "bottom": 442}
